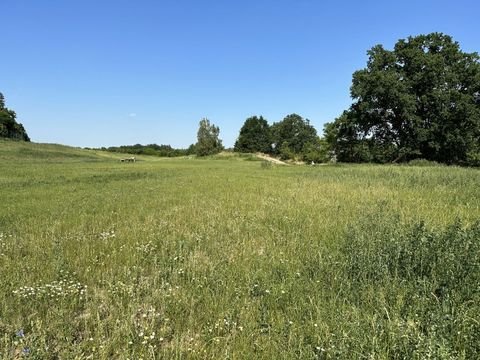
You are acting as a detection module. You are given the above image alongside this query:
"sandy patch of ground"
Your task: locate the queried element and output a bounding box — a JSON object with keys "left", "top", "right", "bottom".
{"left": 255, "top": 153, "right": 289, "bottom": 165}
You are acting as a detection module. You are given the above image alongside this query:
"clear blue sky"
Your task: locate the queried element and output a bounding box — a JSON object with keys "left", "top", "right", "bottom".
{"left": 2, "top": 0, "right": 479, "bottom": 148}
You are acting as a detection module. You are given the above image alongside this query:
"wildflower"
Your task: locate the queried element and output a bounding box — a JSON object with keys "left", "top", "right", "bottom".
{"left": 16, "top": 329, "right": 25, "bottom": 338}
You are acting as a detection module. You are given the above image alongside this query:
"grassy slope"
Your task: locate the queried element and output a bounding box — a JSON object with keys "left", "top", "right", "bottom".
{"left": 0, "top": 141, "right": 479, "bottom": 359}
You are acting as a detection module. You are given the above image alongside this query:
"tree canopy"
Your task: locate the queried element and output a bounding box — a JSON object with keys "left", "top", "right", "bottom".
{"left": 0, "top": 92, "right": 30, "bottom": 141}
{"left": 325, "top": 33, "right": 480, "bottom": 165}
{"left": 234, "top": 116, "right": 272, "bottom": 153}
{"left": 271, "top": 114, "right": 318, "bottom": 159}
{"left": 195, "top": 118, "right": 223, "bottom": 156}
{"left": 100, "top": 143, "right": 196, "bottom": 157}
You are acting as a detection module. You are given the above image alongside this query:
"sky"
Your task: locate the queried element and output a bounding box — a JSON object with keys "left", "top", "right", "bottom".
{"left": 2, "top": 0, "right": 479, "bottom": 148}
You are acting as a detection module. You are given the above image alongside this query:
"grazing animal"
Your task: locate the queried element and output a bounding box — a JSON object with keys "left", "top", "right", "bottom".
{"left": 120, "top": 157, "right": 136, "bottom": 163}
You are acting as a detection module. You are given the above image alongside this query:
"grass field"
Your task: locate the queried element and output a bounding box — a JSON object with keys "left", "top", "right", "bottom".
{"left": 1, "top": 140, "right": 479, "bottom": 359}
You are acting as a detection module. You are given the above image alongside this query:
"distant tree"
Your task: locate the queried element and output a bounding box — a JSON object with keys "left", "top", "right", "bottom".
{"left": 324, "top": 112, "right": 373, "bottom": 162}
{"left": 0, "top": 92, "right": 30, "bottom": 141}
{"left": 104, "top": 143, "right": 195, "bottom": 157}
{"left": 301, "top": 136, "right": 331, "bottom": 163}
{"left": 195, "top": 118, "right": 223, "bottom": 156}
{"left": 234, "top": 116, "right": 272, "bottom": 153}
{"left": 271, "top": 114, "right": 318, "bottom": 159}
{"left": 186, "top": 143, "right": 197, "bottom": 155}
{"left": 326, "top": 33, "right": 480, "bottom": 165}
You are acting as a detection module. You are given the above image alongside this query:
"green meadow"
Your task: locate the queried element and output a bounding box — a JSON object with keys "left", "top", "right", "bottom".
{"left": 1, "top": 140, "right": 479, "bottom": 359}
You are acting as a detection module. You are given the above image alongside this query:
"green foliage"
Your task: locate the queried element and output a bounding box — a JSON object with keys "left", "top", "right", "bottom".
{"left": 323, "top": 115, "right": 374, "bottom": 162}
{"left": 466, "top": 143, "right": 480, "bottom": 166}
{"left": 195, "top": 118, "right": 223, "bottom": 156}
{"left": 327, "top": 33, "right": 480, "bottom": 165}
{"left": 102, "top": 143, "right": 195, "bottom": 157}
{"left": 0, "top": 92, "right": 30, "bottom": 142}
{"left": 234, "top": 114, "right": 324, "bottom": 162}
{"left": 271, "top": 114, "right": 318, "bottom": 159}
{"left": 340, "top": 215, "right": 480, "bottom": 358}
{"left": 301, "top": 137, "right": 331, "bottom": 163}
{"left": 234, "top": 116, "right": 272, "bottom": 153}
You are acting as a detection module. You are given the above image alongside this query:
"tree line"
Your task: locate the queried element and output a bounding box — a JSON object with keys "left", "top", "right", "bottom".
{"left": 233, "top": 114, "right": 328, "bottom": 163}
{"left": 165, "top": 33, "right": 480, "bottom": 166}
{"left": 3, "top": 33, "right": 479, "bottom": 165}
{"left": 0, "top": 93, "right": 30, "bottom": 141}
{"left": 231, "top": 33, "right": 480, "bottom": 166}
{"left": 98, "top": 143, "right": 196, "bottom": 157}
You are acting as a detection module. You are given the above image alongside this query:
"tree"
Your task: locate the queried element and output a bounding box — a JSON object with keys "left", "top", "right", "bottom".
{"left": 326, "top": 33, "right": 480, "bottom": 165}
{"left": 324, "top": 112, "right": 375, "bottom": 162}
{"left": 195, "top": 118, "right": 223, "bottom": 156}
{"left": 186, "top": 143, "right": 197, "bottom": 155}
{"left": 271, "top": 114, "right": 318, "bottom": 159}
{"left": 0, "top": 92, "right": 30, "bottom": 141}
{"left": 234, "top": 116, "right": 272, "bottom": 153}
{"left": 301, "top": 136, "right": 330, "bottom": 163}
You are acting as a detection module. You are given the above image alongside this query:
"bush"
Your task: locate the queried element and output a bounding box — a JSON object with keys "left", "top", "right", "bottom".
{"left": 466, "top": 149, "right": 480, "bottom": 167}
{"left": 301, "top": 139, "right": 330, "bottom": 163}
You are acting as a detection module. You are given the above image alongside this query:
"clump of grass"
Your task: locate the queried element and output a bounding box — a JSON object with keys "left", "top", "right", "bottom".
{"left": 407, "top": 158, "right": 442, "bottom": 167}
{"left": 338, "top": 214, "right": 480, "bottom": 358}
{"left": 260, "top": 160, "right": 272, "bottom": 169}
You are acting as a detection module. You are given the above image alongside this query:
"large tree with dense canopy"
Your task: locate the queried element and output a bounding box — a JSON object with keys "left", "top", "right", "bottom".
{"left": 326, "top": 33, "right": 480, "bottom": 165}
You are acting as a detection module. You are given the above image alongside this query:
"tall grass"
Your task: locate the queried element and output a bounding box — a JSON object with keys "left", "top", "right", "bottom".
{"left": 0, "top": 141, "right": 479, "bottom": 358}
{"left": 340, "top": 215, "right": 480, "bottom": 359}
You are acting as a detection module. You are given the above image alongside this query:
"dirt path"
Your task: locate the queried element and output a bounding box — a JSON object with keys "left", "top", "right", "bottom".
{"left": 256, "top": 153, "right": 289, "bottom": 165}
